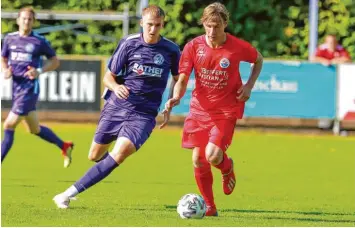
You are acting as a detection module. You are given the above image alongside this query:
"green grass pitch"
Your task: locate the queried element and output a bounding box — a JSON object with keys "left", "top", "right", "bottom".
{"left": 1, "top": 123, "right": 355, "bottom": 226}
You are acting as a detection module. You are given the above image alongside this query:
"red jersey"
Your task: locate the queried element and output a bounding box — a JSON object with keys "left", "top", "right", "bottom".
{"left": 315, "top": 43, "right": 351, "bottom": 60}
{"left": 179, "top": 33, "right": 257, "bottom": 120}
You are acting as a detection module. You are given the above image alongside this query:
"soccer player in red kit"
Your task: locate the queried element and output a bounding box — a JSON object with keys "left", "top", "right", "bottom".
{"left": 164, "top": 2, "right": 263, "bottom": 216}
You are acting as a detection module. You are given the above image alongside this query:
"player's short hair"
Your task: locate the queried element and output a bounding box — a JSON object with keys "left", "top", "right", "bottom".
{"left": 142, "top": 5, "right": 165, "bottom": 18}
{"left": 200, "top": 2, "right": 229, "bottom": 25}
{"left": 18, "top": 6, "right": 36, "bottom": 19}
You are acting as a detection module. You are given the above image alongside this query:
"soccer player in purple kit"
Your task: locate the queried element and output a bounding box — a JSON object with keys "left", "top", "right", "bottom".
{"left": 1, "top": 7, "right": 74, "bottom": 167}
{"left": 53, "top": 5, "right": 181, "bottom": 208}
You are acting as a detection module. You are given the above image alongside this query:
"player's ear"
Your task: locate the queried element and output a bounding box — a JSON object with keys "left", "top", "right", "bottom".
{"left": 140, "top": 19, "right": 143, "bottom": 27}
{"left": 223, "top": 21, "right": 228, "bottom": 29}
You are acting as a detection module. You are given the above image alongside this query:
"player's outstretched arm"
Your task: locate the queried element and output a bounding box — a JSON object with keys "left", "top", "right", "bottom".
{"left": 103, "top": 70, "right": 129, "bottom": 99}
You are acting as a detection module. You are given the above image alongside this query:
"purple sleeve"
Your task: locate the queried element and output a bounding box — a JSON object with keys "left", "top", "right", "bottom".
{"left": 41, "top": 39, "right": 56, "bottom": 59}
{"left": 1, "top": 36, "right": 9, "bottom": 58}
{"left": 171, "top": 48, "right": 181, "bottom": 76}
{"left": 108, "top": 39, "right": 128, "bottom": 75}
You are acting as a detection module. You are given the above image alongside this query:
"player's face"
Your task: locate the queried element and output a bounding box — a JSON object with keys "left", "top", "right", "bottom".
{"left": 141, "top": 14, "right": 164, "bottom": 44}
{"left": 325, "top": 35, "right": 337, "bottom": 51}
{"left": 203, "top": 19, "right": 227, "bottom": 43}
{"left": 17, "top": 11, "right": 34, "bottom": 33}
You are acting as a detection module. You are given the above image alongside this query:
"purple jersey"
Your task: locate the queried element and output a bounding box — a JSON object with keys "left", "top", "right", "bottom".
{"left": 104, "top": 33, "right": 181, "bottom": 116}
{"left": 1, "top": 31, "right": 56, "bottom": 115}
{"left": 1, "top": 31, "right": 56, "bottom": 95}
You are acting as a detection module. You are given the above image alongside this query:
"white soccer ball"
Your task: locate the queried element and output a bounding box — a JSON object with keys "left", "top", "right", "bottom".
{"left": 177, "top": 193, "right": 207, "bottom": 219}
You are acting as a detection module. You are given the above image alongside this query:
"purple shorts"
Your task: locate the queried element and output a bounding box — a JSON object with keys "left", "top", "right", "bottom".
{"left": 11, "top": 93, "right": 39, "bottom": 116}
{"left": 94, "top": 102, "right": 156, "bottom": 150}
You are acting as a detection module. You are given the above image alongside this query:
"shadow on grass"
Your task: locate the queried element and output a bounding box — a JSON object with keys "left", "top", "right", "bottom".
{"left": 20, "top": 184, "right": 35, "bottom": 188}
{"left": 57, "top": 180, "right": 194, "bottom": 186}
{"left": 67, "top": 206, "right": 89, "bottom": 210}
{"left": 165, "top": 205, "right": 355, "bottom": 223}
{"left": 222, "top": 208, "right": 355, "bottom": 217}
{"left": 262, "top": 216, "right": 355, "bottom": 223}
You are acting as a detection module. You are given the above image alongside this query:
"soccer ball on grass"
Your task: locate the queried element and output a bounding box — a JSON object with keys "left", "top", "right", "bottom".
{"left": 177, "top": 193, "right": 206, "bottom": 219}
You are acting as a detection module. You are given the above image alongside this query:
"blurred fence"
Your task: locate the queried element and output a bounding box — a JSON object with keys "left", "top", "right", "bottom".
{"left": 1, "top": 56, "right": 354, "bottom": 132}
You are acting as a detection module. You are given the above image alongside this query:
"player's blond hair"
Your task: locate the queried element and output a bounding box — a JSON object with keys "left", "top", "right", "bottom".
{"left": 142, "top": 5, "right": 165, "bottom": 18}
{"left": 18, "top": 6, "right": 36, "bottom": 19}
{"left": 200, "top": 2, "right": 229, "bottom": 24}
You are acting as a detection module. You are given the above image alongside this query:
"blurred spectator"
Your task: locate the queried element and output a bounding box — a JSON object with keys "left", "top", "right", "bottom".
{"left": 311, "top": 34, "right": 351, "bottom": 66}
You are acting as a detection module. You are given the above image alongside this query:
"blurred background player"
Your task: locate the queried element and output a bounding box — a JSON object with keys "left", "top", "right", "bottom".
{"left": 310, "top": 33, "right": 351, "bottom": 129}
{"left": 164, "top": 2, "right": 263, "bottom": 216}
{"left": 310, "top": 34, "right": 351, "bottom": 66}
{"left": 1, "top": 7, "right": 74, "bottom": 167}
{"left": 53, "top": 5, "right": 181, "bottom": 209}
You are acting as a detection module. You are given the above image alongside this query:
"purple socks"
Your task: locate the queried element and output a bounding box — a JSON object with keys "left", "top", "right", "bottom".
{"left": 74, "top": 155, "right": 119, "bottom": 193}
{"left": 35, "top": 125, "right": 64, "bottom": 149}
{"left": 1, "top": 129, "right": 15, "bottom": 162}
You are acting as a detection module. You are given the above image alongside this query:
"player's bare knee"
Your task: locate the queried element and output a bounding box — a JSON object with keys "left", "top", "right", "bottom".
{"left": 206, "top": 154, "right": 220, "bottom": 165}
{"left": 88, "top": 153, "right": 99, "bottom": 161}
{"left": 206, "top": 150, "right": 223, "bottom": 165}
{"left": 109, "top": 150, "right": 128, "bottom": 164}
{"left": 3, "top": 120, "right": 16, "bottom": 130}
{"left": 29, "top": 127, "right": 40, "bottom": 134}
{"left": 110, "top": 152, "right": 129, "bottom": 164}
{"left": 110, "top": 138, "right": 136, "bottom": 164}
{"left": 110, "top": 147, "right": 136, "bottom": 164}
{"left": 87, "top": 148, "right": 103, "bottom": 161}
{"left": 205, "top": 150, "right": 217, "bottom": 164}
{"left": 88, "top": 141, "right": 109, "bottom": 162}
{"left": 206, "top": 145, "right": 224, "bottom": 165}
{"left": 116, "top": 156, "right": 126, "bottom": 164}
{"left": 3, "top": 122, "right": 11, "bottom": 130}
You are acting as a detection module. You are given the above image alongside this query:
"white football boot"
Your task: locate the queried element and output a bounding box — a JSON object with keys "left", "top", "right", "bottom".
{"left": 53, "top": 193, "right": 76, "bottom": 209}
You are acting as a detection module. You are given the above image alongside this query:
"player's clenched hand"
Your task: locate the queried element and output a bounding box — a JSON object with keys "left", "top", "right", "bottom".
{"left": 24, "top": 66, "right": 40, "bottom": 80}
{"left": 237, "top": 84, "right": 252, "bottom": 102}
{"left": 113, "top": 84, "right": 130, "bottom": 99}
{"left": 3, "top": 66, "right": 13, "bottom": 79}
{"left": 159, "top": 108, "right": 171, "bottom": 129}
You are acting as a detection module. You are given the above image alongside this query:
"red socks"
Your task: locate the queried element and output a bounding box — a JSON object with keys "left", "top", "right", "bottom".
{"left": 213, "top": 152, "right": 231, "bottom": 174}
{"left": 194, "top": 150, "right": 215, "bottom": 208}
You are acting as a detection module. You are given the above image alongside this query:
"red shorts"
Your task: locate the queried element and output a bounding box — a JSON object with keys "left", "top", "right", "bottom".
{"left": 182, "top": 116, "right": 237, "bottom": 152}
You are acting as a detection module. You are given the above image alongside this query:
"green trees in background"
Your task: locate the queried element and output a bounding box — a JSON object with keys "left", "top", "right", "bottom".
{"left": 280, "top": 0, "right": 354, "bottom": 59}
{"left": 1, "top": 0, "right": 354, "bottom": 59}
